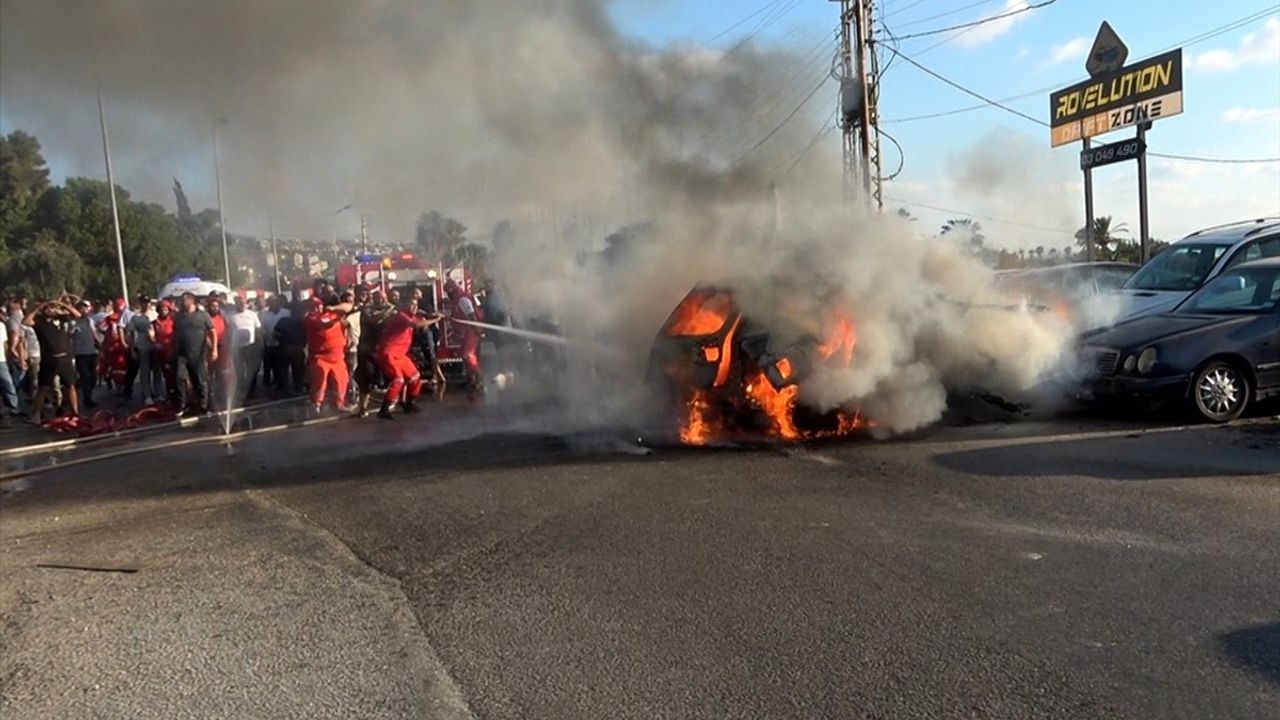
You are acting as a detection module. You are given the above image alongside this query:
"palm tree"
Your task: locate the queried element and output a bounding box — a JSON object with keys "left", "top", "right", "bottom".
{"left": 940, "top": 218, "right": 986, "bottom": 251}
{"left": 1075, "top": 216, "right": 1130, "bottom": 260}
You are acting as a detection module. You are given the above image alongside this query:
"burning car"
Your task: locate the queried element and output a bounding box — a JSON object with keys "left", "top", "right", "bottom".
{"left": 647, "top": 284, "right": 864, "bottom": 444}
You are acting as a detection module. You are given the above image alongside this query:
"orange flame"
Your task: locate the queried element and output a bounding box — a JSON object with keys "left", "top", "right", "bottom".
{"left": 674, "top": 296, "right": 868, "bottom": 445}
{"left": 811, "top": 408, "right": 869, "bottom": 438}
{"left": 745, "top": 370, "right": 800, "bottom": 439}
{"left": 816, "top": 308, "right": 857, "bottom": 366}
{"left": 665, "top": 290, "right": 735, "bottom": 337}
{"left": 679, "top": 391, "right": 715, "bottom": 445}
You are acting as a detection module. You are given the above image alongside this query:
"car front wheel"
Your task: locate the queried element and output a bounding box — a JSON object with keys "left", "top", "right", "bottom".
{"left": 1191, "top": 361, "right": 1250, "bottom": 423}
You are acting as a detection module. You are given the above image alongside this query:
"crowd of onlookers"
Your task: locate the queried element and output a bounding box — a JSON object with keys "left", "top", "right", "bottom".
{"left": 1, "top": 278, "right": 498, "bottom": 428}
{"left": 0, "top": 291, "right": 288, "bottom": 424}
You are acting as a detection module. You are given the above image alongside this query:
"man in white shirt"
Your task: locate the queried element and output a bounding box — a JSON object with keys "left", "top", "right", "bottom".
{"left": 0, "top": 317, "right": 19, "bottom": 416}
{"left": 226, "top": 298, "right": 263, "bottom": 401}
{"left": 258, "top": 295, "right": 290, "bottom": 394}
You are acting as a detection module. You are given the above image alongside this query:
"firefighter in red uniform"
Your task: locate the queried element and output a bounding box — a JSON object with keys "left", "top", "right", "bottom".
{"left": 152, "top": 299, "right": 178, "bottom": 406}
{"left": 205, "top": 294, "right": 229, "bottom": 405}
{"left": 303, "top": 296, "right": 354, "bottom": 415}
{"left": 443, "top": 279, "right": 483, "bottom": 388}
{"left": 97, "top": 298, "right": 130, "bottom": 389}
{"left": 375, "top": 297, "right": 441, "bottom": 419}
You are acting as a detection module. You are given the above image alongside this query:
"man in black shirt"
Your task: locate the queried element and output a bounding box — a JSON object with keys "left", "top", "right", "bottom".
{"left": 23, "top": 297, "right": 81, "bottom": 424}
{"left": 272, "top": 302, "right": 308, "bottom": 396}
{"left": 172, "top": 292, "right": 217, "bottom": 415}
{"left": 352, "top": 296, "right": 394, "bottom": 417}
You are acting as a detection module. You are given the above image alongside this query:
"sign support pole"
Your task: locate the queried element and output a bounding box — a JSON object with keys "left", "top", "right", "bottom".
{"left": 1136, "top": 121, "right": 1151, "bottom": 263}
{"left": 1082, "top": 137, "right": 1095, "bottom": 263}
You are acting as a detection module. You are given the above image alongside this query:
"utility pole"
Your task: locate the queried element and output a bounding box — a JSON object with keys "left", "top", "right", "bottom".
{"left": 212, "top": 119, "right": 232, "bottom": 288}
{"left": 360, "top": 214, "right": 370, "bottom": 254}
{"left": 97, "top": 88, "right": 129, "bottom": 302}
{"left": 833, "top": 0, "right": 882, "bottom": 209}
{"left": 268, "top": 208, "right": 282, "bottom": 295}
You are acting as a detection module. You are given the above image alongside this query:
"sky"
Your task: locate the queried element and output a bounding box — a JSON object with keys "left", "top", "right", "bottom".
{"left": 1, "top": 0, "right": 1277, "bottom": 250}
{"left": 613, "top": 0, "right": 1280, "bottom": 246}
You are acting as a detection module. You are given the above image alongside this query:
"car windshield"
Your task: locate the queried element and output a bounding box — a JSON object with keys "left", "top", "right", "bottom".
{"left": 1124, "top": 243, "right": 1228, "bottom": 291}
{"left": 1176, "top": 266, "right": 1280, "bottom": 314}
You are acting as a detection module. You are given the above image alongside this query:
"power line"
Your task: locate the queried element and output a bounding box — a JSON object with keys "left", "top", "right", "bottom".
{"left": 907, "top": 7, "right": 994, "bottom": 56}
{"left": 883, "top": 195, "right": 1075, "bottom": 234}
{"left": 882, "top": 4, "right": 1280, "bottom": 113}
{"left": 882, "top": 84, "right": 1056, "bottom": 122}
{"left": 886, "top": 0, "right": 1057, "bottom": 42}
{"left": 882, "top": 0, "right": 941, "bottom": 21}
{"left": 735, "top": 73, "right": 830, "bottom": 160}
{"left": 706, "top": 0, "right": 787, "bottom": 44}
{"left": 889, "top": 0, "right": 1000, "bottom": 30}
{"left": 884, "top": 46, "right": 1048, "bottom": 126}
{"left": 778, "top": 109, "right": 838, "bottom": 177}
{"left": 719, "top": 32, "right": 837, "bottom": 156}
{"left": 1149, "top": 153, "right": 1280, "bottom": 165}
{"left": 697, "top": 28, "right": 835, "bottom": 156}
{"left": 878, "top": 128, "right": 906, "bottom": 180}
{"left": 1153, "top": 4, "right": 1279, "bottom": 53}
{"left": 725, "top": 0, "right": 805, "bottom": 56}
{"left": 888, "top": 47, "right": 1280, "bottom": 164}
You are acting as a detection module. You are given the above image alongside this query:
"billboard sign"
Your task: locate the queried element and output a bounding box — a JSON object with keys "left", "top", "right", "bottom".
{"left": 1049, "top": 49, "right": 1183, "bottom": 147}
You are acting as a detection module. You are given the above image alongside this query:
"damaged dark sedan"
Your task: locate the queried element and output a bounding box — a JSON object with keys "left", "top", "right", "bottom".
{"left": 1079, "top": 258, "right": 1280, "bottom": 422}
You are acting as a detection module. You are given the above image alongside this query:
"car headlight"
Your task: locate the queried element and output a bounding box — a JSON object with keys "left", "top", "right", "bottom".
{"left": 1137, "top": 347, "right": 1158, "bottom": 375}
{"left": 1123, "top": 355, "right": 1137, "bottom": 373}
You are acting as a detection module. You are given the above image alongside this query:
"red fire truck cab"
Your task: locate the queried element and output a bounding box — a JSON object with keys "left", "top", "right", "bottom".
{"left": 337, "top": 253, "right": 478, "bottom": 381}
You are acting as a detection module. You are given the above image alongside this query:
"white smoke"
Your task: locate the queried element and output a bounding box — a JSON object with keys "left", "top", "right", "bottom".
{"left": 1, "top": 0, "right": 1078, "bottom": 435}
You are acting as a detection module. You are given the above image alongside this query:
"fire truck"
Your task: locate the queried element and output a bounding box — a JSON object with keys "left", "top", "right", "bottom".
{"left": 336, "top": 252, "right": 477, "bottom": 382}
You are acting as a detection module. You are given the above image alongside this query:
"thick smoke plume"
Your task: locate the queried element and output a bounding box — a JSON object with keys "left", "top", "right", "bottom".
{"left": 2, "top": 0, "right": 1074, "bottom": 434}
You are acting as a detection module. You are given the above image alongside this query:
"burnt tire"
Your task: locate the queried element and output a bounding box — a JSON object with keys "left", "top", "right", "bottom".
{"left": 1191, "top": 361, "right": 1250, "bottom": 423}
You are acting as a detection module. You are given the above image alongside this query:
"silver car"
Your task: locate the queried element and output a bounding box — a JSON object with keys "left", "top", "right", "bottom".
{"left": 1116, "top": 217, "right": 1280, "bottom": 320}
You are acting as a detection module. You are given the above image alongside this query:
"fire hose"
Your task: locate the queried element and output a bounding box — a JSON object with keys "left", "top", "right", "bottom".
{"left": 41, "top": 405, "right": 180, "bottom": 437}
{"left": 448, "top": 318, "right": 574, "bottom": 345}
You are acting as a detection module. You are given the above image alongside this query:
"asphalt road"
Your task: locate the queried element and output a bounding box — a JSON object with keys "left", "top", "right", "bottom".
{"left": 2, "top": 406, "right": 1278, "bottom": 719}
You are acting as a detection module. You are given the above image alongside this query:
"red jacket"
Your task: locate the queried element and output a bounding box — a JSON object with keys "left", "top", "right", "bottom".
{"left": 304, "top": 310, "right": 346, "bottom": 358}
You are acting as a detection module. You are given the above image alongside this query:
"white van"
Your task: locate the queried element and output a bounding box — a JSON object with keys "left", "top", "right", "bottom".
{"left": 158, "top": 276, "right": 233, "bottom": 300}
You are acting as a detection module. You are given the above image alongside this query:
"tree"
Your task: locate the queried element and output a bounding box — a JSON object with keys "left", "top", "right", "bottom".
{"left": 414, "top": 211, "right": 467, "bottom": 263}
{"left": 940, "top": 218, "right": 986, "bottom": 250}
{"left": 452, "top": 243, "right": 491, "bottom": 280}
{"left": 27, "top": 176, "right": 221, "bottom": 298}
{"left": 0, "top": 234, "right": 86, "bottom": 298}
{"left": 0, "top": 130, "right": 52, "bottom": 254}
{"left": 492, "top": 220, "right": 515, "bottom": 253}
{"left": 172, "top": 178, "right": 193, "bottom": 220}
{"left": 1074, "top": 216, "right": 1130, "bottom": 261}
{"left": 0, "top": 129, "right": 248, "bottom": 299}
{"left": 172, "top": 178, "right": 240, "bottom": 285}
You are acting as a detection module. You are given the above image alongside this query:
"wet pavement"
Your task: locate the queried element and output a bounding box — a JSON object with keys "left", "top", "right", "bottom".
{"left": 1, "top": 395, "right": 1278, "bottom": 719}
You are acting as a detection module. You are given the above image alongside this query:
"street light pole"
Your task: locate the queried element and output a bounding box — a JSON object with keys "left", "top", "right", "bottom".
{"left": 268, "top": 208, "right": 282, "bottom": 295}
{"left": 212, "top": 120, "right": 232, "bottom": 288}
{"left": 97, "top": 89, "right": 129, "bottom": 302}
